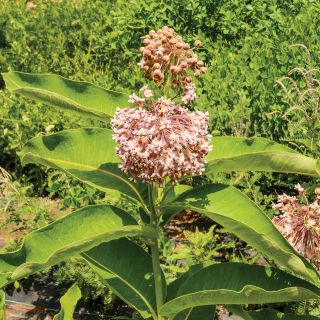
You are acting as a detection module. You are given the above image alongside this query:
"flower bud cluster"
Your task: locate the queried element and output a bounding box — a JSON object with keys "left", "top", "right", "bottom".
{"left": 138, "top": 26, "right": 207, "bottom": 88}
{"left": 112, "top": 96, "right": 212, "bottom": 185}
{"left": 272, "top": 184, "right": 320, "bottom": 269}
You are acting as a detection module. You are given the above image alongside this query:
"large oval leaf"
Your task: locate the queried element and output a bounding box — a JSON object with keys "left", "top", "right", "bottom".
{"left": 206, "top": 136, "right": 320, "bottom": 176}
{"left": 83, "top": 238, "right": 166, "bottom": 319}
{"left": 1, "top": 71, "right": 130, "bottom": 121}
{"left": 160, "top": 263, "right": 320, "bottom": 318}
{"left": 20, "top": 128, "right": 148, "bottom": 208}
{"left": 53, "top": 283, "right": 81, "bottom": 320}
{"left": 161, "top": 184, "right": 320, "bottom": 285}
{"left": 0, "top": 205, "right": 153, "bottom": 288}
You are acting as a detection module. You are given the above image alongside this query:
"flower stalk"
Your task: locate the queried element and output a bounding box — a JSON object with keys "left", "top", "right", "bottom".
{"left": 149, "top": 184, "right": 165, "bottom": 319}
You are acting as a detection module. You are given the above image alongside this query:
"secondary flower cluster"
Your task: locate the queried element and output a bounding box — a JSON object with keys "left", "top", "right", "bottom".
{"left": 139, "top": 26, "right": 207, "bottom": 88}
{"left": 272, "top": 184, "right": 320, "bottom": 269}
{"left": 112, "top": 95, "right": 212, "bottom": 185}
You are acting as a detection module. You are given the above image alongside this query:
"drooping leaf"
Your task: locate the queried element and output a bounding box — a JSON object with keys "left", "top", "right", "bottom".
{"left": 0, "top": 205, "right": 154, "bottom": 288}
{"left": 53, "top": 283, "right": 81, "bottom": 320}
{"left": 161, "top": 184, "right": 320, "bottom": 285}
{"left": 160, "top": 263, "right": 320, "bottom": 318}
{"left": 20, "top": 128, "right": 148, "bottom": 208}
{"left": 0, "top": 290, "right": 5, "bottom": 320}
{"left": 206, "top": 136, "right": 319, "bottom": 176}
{"left": 83, "top": 238, "right": 166, "bottom": 319}
{"left": 1, "top": 71, "right": 130, "bottom": 121}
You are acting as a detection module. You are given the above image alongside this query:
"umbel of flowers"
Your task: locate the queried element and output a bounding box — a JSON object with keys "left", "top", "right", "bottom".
{"left": 272, "top": 184, "right": 320, "bottom": 269}
{"left": 112, "top": 26, "right": 212, "bottom": 185}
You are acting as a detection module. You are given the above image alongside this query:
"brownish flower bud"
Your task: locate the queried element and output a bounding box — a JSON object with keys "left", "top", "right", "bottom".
{"left": 194, "top": 39, "right": 202, "bottom": 47}
{"left": 180, "top": 61, "right": 188, "bottom": 69}
{"left": 143, "top": 49, "right": 151, "bottom": 56}
{"left": 171, "top": 81, "right": 179, "bottom": 89}
{"left": 315, "top": 188, "right": 320, "bottom": 195}
{"left": 163, "top": 55, "right": 170, "bottom": 62}
{"left": 176, "top": 42, "right": 183, "bottom": 49}
{"left": 197, "top": 60, "right": 204, "bottom": 67}
{"left": 200, "top": 67, "right": 207, "bottom": 73}
{"left": 183, "top": 43, "right": 190, "bottom": 50}
{"left": 170, "top": 66, "right": 177, "bottom": 74}
{"left": 176, "top": 66, "right": 182, "bottom": 73}
{"left": 194, "top": 71, "right": 201, "bottom": 77}
{"left": 153, "top": 69, "right": 163, "bottom": 80}
{"left": 143, "top": 38, "right": 151, "bottom": 45}
{"left": 153, "top": 63, "right": 161, "bottom": 69}
{"left": 185, "top": 76, "right": 192, "bottom": 83}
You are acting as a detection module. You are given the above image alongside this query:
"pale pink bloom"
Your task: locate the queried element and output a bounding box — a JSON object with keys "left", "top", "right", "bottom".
{"left": 140, "top": 86, "right": 154, "bottom": 98}
{"left": 295, "top": 183, "right": 305, "bottom": 195}
{"left": 128, "top": 93, "right": 145, "bottom": 107}
{"left": 182, "top": 83, "right": 197, "bottom": 105}
{"left": 111, "top": 98, "right": 212, "bottom": 185}
{"left": 272, "top": 186, "right": 320, "bottom": 269}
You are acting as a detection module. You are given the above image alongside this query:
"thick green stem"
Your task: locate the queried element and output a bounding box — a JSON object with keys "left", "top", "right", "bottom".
{"left": 149, "top": 185, "right": 165, "bottom": 320}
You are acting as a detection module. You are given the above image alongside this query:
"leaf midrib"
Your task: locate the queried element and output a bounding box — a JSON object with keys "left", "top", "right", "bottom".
{"left": 23, "top": 153, "right": 147, "bottom": 207}
{"left": 82, "top": 252, "right": 158, "bottom": 319}
{"left": 6, "top": 225, "right": 146, "bottom": 282}
{"left": 207, "top": 150, "right": 317, "bottom": 175}
{"left": 160, "top": 286, "right": 318, "bottom": 317}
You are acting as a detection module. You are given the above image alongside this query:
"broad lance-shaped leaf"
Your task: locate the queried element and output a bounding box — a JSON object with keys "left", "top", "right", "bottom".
{"left": 160, "top": 263, "right": 320, "bottom": 318}
{"left": 206, "top": 136, "right": 320, "bottom": 176}
{"left": 0, "top": 205, "right": 154, "bottom": 288}
{"left": 53, "top": 283, "right": 81, "bottom": 320}
{"left": 82, "top": 238, "right": 166, "bottom": 319}
{"left": 20, "top": 128, "right": 148, "bottom": 208}
{"left": 1, "top": 71, "right": 130, "bottom": 121}
{"left": 161, "top": 184, "right": 320, "bottom": 285}
{"left": 229, "top": 307, "right": 320, "bottom": 320}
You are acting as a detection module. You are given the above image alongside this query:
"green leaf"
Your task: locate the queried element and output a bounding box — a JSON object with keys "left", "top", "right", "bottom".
{"left": 83, "top": 238, "right": 166, "bottom": 319}
{"left": 1, "top": 71, "right": 130, "bottom": 121}
{"left": 53, "top": 283, "right": 81, "bottom": 320}
{"left": 20, "top": 128, "right": 148, "bottom": 208}
{"left": 246, "top": 308, "right": 320, "bottom": 319}
{"left": 0, "top": 204, "right": 154, "bottom": 288}
{"left": 206, "top": 136, "right": 319, "bottom": 176}
{"left": 161, "top": 184, "right": 320, "bottom": 285}
{"left": 0, "top": 290, "right": 5, "bottom": 320}
{"left": 160, "top": 263, "right": 320, "bottom": 318}
{"left": 173, "top": 306, "right": 216, "bottom": 320}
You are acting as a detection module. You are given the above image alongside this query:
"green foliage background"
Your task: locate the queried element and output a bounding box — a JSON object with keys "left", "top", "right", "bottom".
{"left": 1, "top": 0, "right": 319, "bottom": 203}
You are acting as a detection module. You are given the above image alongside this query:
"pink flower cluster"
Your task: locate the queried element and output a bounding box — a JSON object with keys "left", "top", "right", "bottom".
{"left": 111, "top": 96, "right": 212, "bottom": 185}
{"left": 272, "top": 184, "right": 320, "bottom": 269}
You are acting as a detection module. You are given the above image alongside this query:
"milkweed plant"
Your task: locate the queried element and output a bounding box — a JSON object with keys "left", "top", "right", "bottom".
{"left": 0, "top": 27, "right": 319, "bottom": 320}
